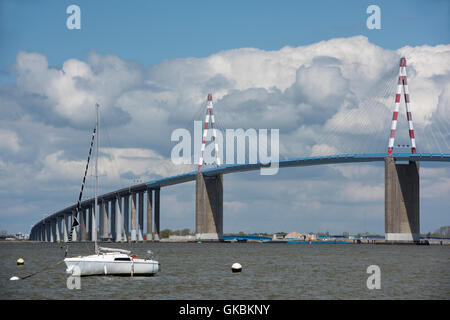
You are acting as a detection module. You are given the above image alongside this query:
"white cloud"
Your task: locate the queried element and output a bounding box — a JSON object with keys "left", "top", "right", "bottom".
{"left": 36, "top": 150, "right": 86, "bottom": 182}
{"left": 35, "top": 148, "right": 192, "bottom": 184}
{"left": 339, "top": 182, "right": 384, "bottom": 202}
{"left": 14, "top": 51, "right": 143, "bottom": 125}
{"left": 11, "top": 37, "right": 450, "bottom": 157}
{"left": 0, "top": 129, "right": 20, "bottom": 153}
{"left": 2, "top": 36, "right": 450, "bottom": 233}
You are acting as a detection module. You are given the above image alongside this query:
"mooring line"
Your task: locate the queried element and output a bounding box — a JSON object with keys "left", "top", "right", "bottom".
{"left": 18, "top": 259, "right": 65, "bottom": 280}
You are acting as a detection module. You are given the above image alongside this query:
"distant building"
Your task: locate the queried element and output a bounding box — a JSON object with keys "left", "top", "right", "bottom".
{"left": 285, "top": 231, "right": 302, "bottom": 239}
{"left": 15, "top": 233, "right": 29, "bottom": 240}
{"left": 163, "top": 235, "right": 195, "bottom": 242}
{"left": 284, "top": 231, "right": 316, "bottom": 240}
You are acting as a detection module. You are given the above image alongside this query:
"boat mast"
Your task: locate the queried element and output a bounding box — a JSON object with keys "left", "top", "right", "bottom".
{"left": 64, "top": 118, "right": 96, "bottom": 257}
{"left": 94, "top": 103, "right": 99, "bottom": 254}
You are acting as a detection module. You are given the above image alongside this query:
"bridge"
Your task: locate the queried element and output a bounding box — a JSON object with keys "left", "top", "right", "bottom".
{"left": 29, "top": 58, "right": 450, "bottom": 243}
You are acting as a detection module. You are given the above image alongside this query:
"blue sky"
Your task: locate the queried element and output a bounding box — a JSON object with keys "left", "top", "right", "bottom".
{"left": 0, "top": 0, "right": 449, "bottom": 235}
{"left": 1, "top": 0, "right": 449, "bottom": 75}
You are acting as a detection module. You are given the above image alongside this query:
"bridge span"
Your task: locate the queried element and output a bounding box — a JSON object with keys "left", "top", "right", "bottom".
{"left": 29, "top": 153, "right": 450, "bottom": 243}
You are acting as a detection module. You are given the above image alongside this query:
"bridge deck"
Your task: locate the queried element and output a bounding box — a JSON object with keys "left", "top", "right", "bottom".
{"left": 33, "top": 153, "right": 450, "bottom": 227}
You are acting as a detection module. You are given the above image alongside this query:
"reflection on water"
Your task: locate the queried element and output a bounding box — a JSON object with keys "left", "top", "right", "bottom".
{"left": 0, "top": 242, "right": 449, "bottom": 299}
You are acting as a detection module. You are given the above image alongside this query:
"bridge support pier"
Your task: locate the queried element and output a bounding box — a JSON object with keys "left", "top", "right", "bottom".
{"left": 115, "top": 196, "right": 122, "bottom": 242}
{"left": 123, "top": 195, "right": 129, "bottom": 242}
{"left": 195, "top": 173, "right": 223, "bottom": 241}
{"left": 111, "top": 200, "right": 116, "bottom": 241}
{"left": 63, "top": 214, "right": 69, "bottom": 242}
{"left": 88, "top": 205, "right": 93, "bottom": 242}
{"left": 99, "top": 200, "right": 107, "bottom": 240}
{"left": 44, "top": 223, "right": 48, "bottom": 242}
{"left": 45, "top": 222, "right": 50, "bottom": 241}
{"left": 50, "top": 219, "right": 56, "bottom": 242}
{"left": 55, "top": 217, "right": 61, "bottom": 242}
{"left": 138, "top": 192, "right": 144, "bottom": 241}
{"left": 385, "top": 157, "right": 420, "bottom": 242}
{"left": 131, "top": 193, "right": 137, "bottom": 242}
{"left": 146, "top": 188, "right": 153, "bottom": 241}
{"left": 50, "top": 220, "right": 55, "bottom": 242}
{"left": 80, "top": 209, "right": 88, "bottom": 241}
{"left": 154, "top": 188, "right": 160, "bottom": 241}
{"left": 71, "top": 210, "right": 78, "bottom": 242}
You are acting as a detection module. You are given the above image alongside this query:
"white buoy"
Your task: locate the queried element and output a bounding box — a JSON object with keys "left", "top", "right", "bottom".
{"left": 10, "top": 276, "right": 20, "bottom": 281}
{"left": 17, "top": 258, "right": 24, "bottom": 265}
{"left": 231, "top": 263, "right": 242, "bottom": 273}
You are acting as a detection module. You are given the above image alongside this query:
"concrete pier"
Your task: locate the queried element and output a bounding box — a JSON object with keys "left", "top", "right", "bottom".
{"left": 138, "top": 192, "right": 144, "bottom": 241}
{"left": 50, "top": 220, "right": 54, "bottom": 242}
{"left": 63, "top": 214, "right": 69, "bottom": 242}
{"left": 71, "top": 210, "right": 77, "bottom": 241}
{"left": 111, "top": 200, "right": 116, "bottom": 240}
{"left": 44, "top": 222, "right": 48, "bottom": 242}
{"left": 146, "top": 188, "right": 153, "bottom": 241}
{"left": 385, "top": 157, "right": 420, "bottom": 242}
{"left": 88, "top": 206, "right": 93, "bottom": 241}
{"left": 80, "top": 209, "right": 88, "bottom": 241}
{"left": 154, "top": 188, "right": 160, "bottom": 241}
{"left": 195, "top": 173, "right": 223, "bottom": 241}
{"left": 123, "top": 194, "right": 129, "bottom": 242}
{"left": 115, "top": 196, "right": 122, "bottom": 242}
{"left": 51, "top": 219, "right": 57, "bottom": 242}
{"left": 101, "top": 201, "right": 109, "bottom": 240}
{"left": 55, "top": 217, "right": 61, "bottom": 242}
{"left": 131, "top": 193, "right": 137, "bottom": 242}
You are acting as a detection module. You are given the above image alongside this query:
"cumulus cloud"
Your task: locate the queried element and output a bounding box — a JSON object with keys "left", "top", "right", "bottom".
{"left": 0, "top": 129, "right": 20, "bottom": 152}
{"left": 9, "top": 36, "right": 450, "bottom": 157}
{"left": 14, "top": 51, "right": 142, "bottom": 127}
{"left": 1, "top": 35, "right": 450, "bottom": 233}
{"left": 35, "top": 147, "right": 192, "bottom": 186}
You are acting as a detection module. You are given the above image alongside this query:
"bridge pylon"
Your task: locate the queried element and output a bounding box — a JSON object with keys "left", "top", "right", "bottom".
{"left": 198, "top": 93, "right": 221, "bottom": 171}
{"left": 387, "top": 57, "right": 417, "bottom": 157}
{"left": 385, "top": 157, "right": 420, "bottom": 242}
{"left": 196, "top": 94, "right": 223, "bottom": 241}
{"left": 195, "top": 172, "right": 223, "bottom": 241}
{"left": 385, "top": 57, "right": 420, "bottom": 243}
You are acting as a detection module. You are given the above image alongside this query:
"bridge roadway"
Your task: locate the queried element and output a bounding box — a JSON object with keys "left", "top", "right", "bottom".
{"left": 151, "top": 153, "right": 450, "bottom": 186}
{"left": 30, "top": 153, "right": 450, "bottom": 242}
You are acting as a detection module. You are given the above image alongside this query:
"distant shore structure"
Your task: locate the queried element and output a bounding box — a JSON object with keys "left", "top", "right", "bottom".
{"left": 274, "top": 231, "right": 316, "bottom": 241}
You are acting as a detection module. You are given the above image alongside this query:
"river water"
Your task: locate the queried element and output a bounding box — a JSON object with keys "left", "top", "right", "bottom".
{"left": 0, "top": 242, "right": 448, "bottom": 300}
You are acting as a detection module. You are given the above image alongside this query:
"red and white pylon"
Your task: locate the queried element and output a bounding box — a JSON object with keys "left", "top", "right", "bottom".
{"left": 198, "top": 93, "right": 221, "bottom": 172}
{"left": 387, "top": 57, "right": 417, "bottom": 157}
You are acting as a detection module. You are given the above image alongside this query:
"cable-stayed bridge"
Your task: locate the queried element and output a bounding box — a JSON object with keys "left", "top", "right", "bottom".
{"left": 30, "top": 57, "right": 450, "bottom": 243}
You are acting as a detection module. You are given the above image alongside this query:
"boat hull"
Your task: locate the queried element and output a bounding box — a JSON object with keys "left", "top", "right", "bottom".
{"left": 65, "top": 254, "right": 159, "bottom": 276}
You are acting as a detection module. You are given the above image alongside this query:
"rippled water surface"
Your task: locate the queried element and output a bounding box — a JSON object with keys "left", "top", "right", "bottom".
{"left": 1, "top": 242, "right": 449, "bottom": 299}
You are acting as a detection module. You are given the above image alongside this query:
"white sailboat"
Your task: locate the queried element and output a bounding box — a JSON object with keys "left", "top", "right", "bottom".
{"left": 64, "top": 247, "right": 159, "bottom": 276}
{"left": 64, "top": 104, "right": 159, "bottom": 277}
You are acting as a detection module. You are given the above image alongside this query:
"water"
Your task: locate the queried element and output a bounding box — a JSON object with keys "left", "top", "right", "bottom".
{"left": 0, "top": 242, "right": 449, "bottom": 299}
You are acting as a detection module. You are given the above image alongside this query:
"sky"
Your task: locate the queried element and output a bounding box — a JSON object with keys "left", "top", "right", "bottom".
{"left": 0, "top": 0, "right": 449, "bottom": 235}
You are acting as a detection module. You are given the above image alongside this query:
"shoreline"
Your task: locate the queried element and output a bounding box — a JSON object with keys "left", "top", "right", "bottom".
{"left": 2, "top": 239, "right": 449, "bottom": 245}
